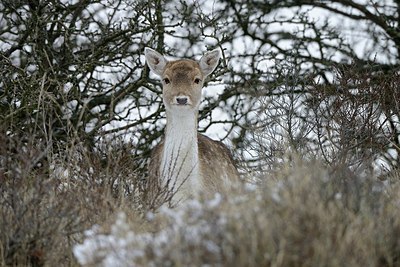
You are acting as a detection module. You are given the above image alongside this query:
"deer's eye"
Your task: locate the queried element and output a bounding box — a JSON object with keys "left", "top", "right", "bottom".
{"left": 194, "top": 78, "right": 201, "bottom": 84}
{"left": 163, "top": 78, "right": 170, "bottom": 84}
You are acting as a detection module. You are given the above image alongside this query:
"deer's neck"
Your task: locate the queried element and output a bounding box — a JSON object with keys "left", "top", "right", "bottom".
{"left": 161, "top": 109, "right": 201, "bottom": 201}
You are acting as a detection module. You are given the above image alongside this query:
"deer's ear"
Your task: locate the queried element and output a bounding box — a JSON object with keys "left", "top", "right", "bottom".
{"left": 199, "top": 49, "right": 221, "bottom": 76}
{"left": 145, "top": 47, "right": 167, "bottom": 76}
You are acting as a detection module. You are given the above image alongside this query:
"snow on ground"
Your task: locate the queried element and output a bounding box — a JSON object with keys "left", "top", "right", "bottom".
{"left": 73, "top": 194, "right": 228, "bottom": 267}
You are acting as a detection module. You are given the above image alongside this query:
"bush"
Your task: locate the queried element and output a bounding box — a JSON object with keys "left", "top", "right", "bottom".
{"left": 0, "top": 131, "right": 144, "bottom": 266}
{"left": 73, "top": 160, "right": 400, "bottom": 267}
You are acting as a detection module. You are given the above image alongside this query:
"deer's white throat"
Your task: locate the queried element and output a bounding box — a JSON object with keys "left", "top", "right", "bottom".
{"left": 160, "top": 109, "right": 201, "bottom": 201}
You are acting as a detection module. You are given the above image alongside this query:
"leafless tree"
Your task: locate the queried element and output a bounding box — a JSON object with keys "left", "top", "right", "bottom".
{"left": 1, "top": 0, "right": 399, "bottom": 176}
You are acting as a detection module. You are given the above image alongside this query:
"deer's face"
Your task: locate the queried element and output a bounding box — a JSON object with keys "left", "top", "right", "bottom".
{"left": 145, "top": 47, "right": 221, "bottom": 113}
{"left": 161, "top": 60, "right": 204, "bottom": 111}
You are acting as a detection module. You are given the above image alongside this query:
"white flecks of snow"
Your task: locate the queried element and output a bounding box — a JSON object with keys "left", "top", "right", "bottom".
{"left": 73, "top": 194, "right": 229, "bottom": 267}
{"left": 72, "top": 213, "right": 149, "bottom": 267}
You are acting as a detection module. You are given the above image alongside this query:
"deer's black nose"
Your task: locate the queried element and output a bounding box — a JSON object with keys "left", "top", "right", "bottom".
{"left": 176, "top": 97, "right": 188, "bottom": 105}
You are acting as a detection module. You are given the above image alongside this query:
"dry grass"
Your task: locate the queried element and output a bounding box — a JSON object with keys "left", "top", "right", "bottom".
{"left": 1, "top": 125, "right": 400, "bottom": 267}
{"left": 0, "top": 132, "right": 144, "bottom": 266}
{"left": 72, "top": 158, "right": 400, "bottom": 267}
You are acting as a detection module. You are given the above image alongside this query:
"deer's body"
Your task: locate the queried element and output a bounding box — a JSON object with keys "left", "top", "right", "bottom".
{"left": 145, "top": 48, "right": 239, "bottom": 204}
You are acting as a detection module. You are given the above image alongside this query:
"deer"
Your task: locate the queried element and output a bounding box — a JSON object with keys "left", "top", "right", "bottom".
{"left": 144, "top": 47, "right": 240, "bottom": 205}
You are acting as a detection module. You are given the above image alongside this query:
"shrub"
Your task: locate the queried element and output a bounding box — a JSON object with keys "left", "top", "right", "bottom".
{"left": 0, "top": 132, "right": 143, "bottom": 266}
{"left": 73, "top": 160, "right": 400, "bottom": 267}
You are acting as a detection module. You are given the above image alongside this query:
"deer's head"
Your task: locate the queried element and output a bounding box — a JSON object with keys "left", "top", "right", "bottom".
{"left": 145, "top": 48, "right": 221, "bottom": 113}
